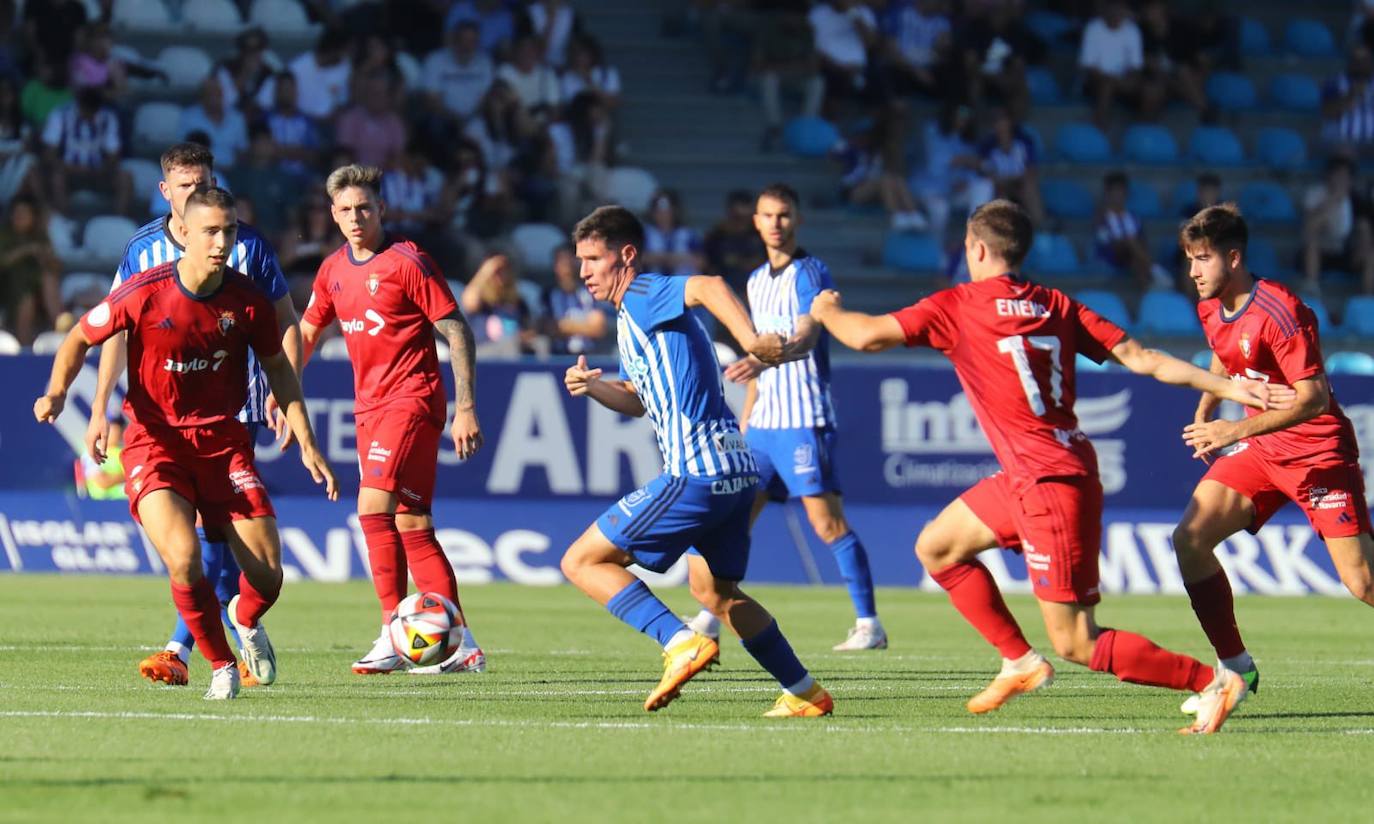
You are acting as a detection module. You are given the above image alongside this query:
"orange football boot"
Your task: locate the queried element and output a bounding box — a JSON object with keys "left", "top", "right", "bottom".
{"left": 763, "top": 683, "right": 834, "bottom": 717}
{"left": 238, "top": 660, "right": 260, "bottom": 688}
{"left": 644, "top": 633, "right": 719, "bottom": 711}
{"left": 966, "top": 657, "right": 1055, "bottom": 714}
{"left": 138, "top": 651, "right": 189, "bottom": 686}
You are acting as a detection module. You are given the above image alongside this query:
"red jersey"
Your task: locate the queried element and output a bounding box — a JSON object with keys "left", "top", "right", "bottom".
{"left": 1198, "top": 278, "right": 1358, "bottom": 464}
{"left": 890, "top": 275, "right": 1127, "bottom": 487}
{"left": 79, "top": 262, "right": 282, "bottom": 428}
{"left": 303, "top": 236, "right": 457, "bottom": 422}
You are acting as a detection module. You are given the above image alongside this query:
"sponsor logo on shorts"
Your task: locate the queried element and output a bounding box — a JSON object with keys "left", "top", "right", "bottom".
{"left": 1025, "top": 546, "right": 1051, "bottom": 572}
{"left": 1308, "top": 487, "right": 1351, "bottom": 511}
{"left": 229, "top": 469, "right": 263, "bottom": 494}
{"left": 793, "top": 443, "right": 815, "bottom": 474}
{"left": 366, "top": 441, "right": 391, "bottom": 464}
{"left": 399, "top": 486, "right": 421, "bottom": 501}
{"left": 711, "top": 475, "right": 757, "bottom": 495}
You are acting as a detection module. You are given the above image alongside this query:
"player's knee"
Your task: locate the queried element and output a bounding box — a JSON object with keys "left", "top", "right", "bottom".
{"left": 1340, "top": 569, "right": 1374, "bottom": 606}
{"left": 1048, "top": 629, "right": 1092, "bottom": 666}
{"left": 558, "top": 549, "right": 584, "bottom": 583}
{"left": 914, "top": 529, "right": 955, "bottom": 571}
{"left": 1170, "top": 522, "right": 1206, "bottom": 556}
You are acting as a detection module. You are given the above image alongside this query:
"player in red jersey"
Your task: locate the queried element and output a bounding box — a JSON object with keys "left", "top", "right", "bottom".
{"left": 33, "top": 188, "right": 337, "bottom": 700}
{"left": 1170, "top": 204, "right": 1374, "bottom": 713}
{"left": 810, "top": 200, "right": 1290, "bottom": 734}
{"left": 299, "top": 164, "right": 486, "bottom": 676}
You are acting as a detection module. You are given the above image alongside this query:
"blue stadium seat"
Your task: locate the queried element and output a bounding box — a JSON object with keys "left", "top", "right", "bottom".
{"left": 1122, "top": 124, "right": 1179, "bottom": 165}
{"left": 1244, "top": 236, "right": 1281, "bottom": 278}
{"left": 1170, "top": 180, "right": 1198, "bottom": 216}
{"left": 782, "top": 116, "right": 839, "bottom": 157}
{"left": 1255, "top": 127, "right": 1308, "bottom": 170}
{"left": 1024, "top": 233, "right": 1079, "bottom": 275}
{"left": 1339, "top": 295, "right": 1374, "bottom": 337}
{"left": 1325, "top": 351, "right": 1374, "bottom": 375}
{"left": 1026, "top": 66, "right": 1061, "bottom": 104}
{"left": 1137, "top": 291, "right": 1201, "bottom": 336}
{"left": 1206, "top": 72, "right": 1259, "bottom": 111}
{"left": 1127, "top": 182, "right": 1163, "bottom": 219}
{"left": 1025, "top": 10, "right": 1075, "bottom": 46}
{"left": 1285, "top": 18, "right": 1337, "bottom": 58}
{"left": 1054, "top": 122, "right": 1113, "bottom": 163}
{"left": 1238, "top": 16, "right": 1270, "bottom": 55}
{"left": 1191, "top": 350, "right": 1214, "bottom": 369}
{"left": 1188, "top": 126, "right": 1245, "bottom": 166}
{"left": 1239, "top": 181, "right": 1297, "bottom": 223}
{"left": 882, "top": 233, "right": 941, "bottom": 271}
{"left": 1303, "top": 297, "right": 1333, "bottom": 333}
{"left": 1075, "top": 289, "right": 1133, "bottom": 331}
{"left": 1269, "top": 74, "right": 1321, "bottom": 112}
{"left": 1040, "top": 178, "right": 1094, "bottom": 219}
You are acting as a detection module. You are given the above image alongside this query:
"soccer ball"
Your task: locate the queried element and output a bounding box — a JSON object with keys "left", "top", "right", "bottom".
{"left": 388, "top": 592, "right": 462, "bottom": 667}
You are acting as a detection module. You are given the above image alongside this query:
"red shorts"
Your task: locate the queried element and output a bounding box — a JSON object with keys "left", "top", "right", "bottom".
{"left": 122, "top": 422, "right": 275, "bottom": 527}
{"left": 355, "top": 411, "right": 442, "bottom": 513}
{"left": 961, "top": 472, "right": 1104, "bottom": 605}
{"left": 1203, "top": 443, "right": 1372, "bottom": 539}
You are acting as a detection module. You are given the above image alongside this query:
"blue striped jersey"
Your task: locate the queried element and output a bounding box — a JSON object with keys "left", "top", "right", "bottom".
{"left": 746, "top": 252, "right": 835, "bottom": 430}
{"left": 616, "top": 273, "right": 755, "bottom": 479}
{"left": 111, "top": 216, "right": 289, "bottom": 424}
{"left": 40, "top": 102, "right": 120, "bottom": 168}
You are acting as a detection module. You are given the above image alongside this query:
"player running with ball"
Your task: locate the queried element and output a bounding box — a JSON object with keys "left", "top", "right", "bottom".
{"left": 810, "top": 199, "right": 1290, "bottom": 734}
{"left": 34, "top": 188, "right": 336, "bottom": 699}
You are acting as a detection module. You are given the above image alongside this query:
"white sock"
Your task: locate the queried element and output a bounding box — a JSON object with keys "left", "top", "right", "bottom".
{"left": 856, "top": 616, "right": 881, "bottom": 632}
{"left": 166, "top": 641, "right": 190, "bottom": 664}
{"left": 999, "top": 649, "right": 1041, "bottom": 676}
{"left": 783, "top": 674, "right": 815, "bottom": 696}
{"left": 1220, "top": 652, "right": 1253, "bottom": 673}
{"left": 687, "top": 610, "right": 720, "bottom": 638}
{"left": 666, "top": 628, "right": 697, "bottom": 650}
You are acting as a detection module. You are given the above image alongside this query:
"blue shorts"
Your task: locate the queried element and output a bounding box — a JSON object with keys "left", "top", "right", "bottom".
{"left": 747, "top": 426, "right": 840, "bottom": 502}
{"left": 596, "top": 473, "right": 758, "bottom": 581}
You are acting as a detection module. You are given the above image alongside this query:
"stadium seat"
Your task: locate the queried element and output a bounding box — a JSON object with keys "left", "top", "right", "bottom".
{"left": 1127, "top": 182, "right": 1162, "bottom": 219}
{"left": 516, "top": 279, "right": 546, "bottom": 321}
{"left": 1122, "top": 124, "right": 1179, "bottom": 165}
{"left": 1190, "top": 350, "right": 1214, "bottom": 369}
{"left": 0, "top": 330, "right": 20, "bottom": 355}
{"left": 133, "top": 102, "right": 184, "bottom": 151}
{"left": 1054, "top": 122, "right": 1112, "bottom": 163}
{"left": 1040, "top": 178, "right": 1094, "bottom": 219}
{"left": 47, "top": 213, "right": 81, "bottom": 262}
{"left": 1205, "top": 72, "right": 1258, "bottom": 111}
{"left": 1238, "top": 16, "right": 1270, "bottom": 55}
{"left": 1254, "top": 127, "right": 1308, "bottom": 171}
{"left": 83, "top": 216, "right": 140, "bottom": 266}
{"left": 510, "top": 222, "right": 566, "bottom": 274}
{"left": 1285, "top": 18, "right": 1337, "bottom": 58}
{"left": 121, "top": 158, "right": 162, "bottom": 205}
{"left": 1238, "top": 181, "right": 1297, "bottom": 223}
{"left": 1169, "top": 180, "right": 1197, "bottom": 216}
{"left": 157, "top": 46, "right": 214, "bottom": 92}
{"left": 182, "top": 0, "right": 243, "bottom": 32}
{"left": 1188, "top": 126, "right": 1245, "bottom": 167}
{"left": 782, "top": 116, "right": 840, "bottom": 157}
{"left": 112, "top": 0, "right": 175, "bottom": 33}
{"left": 1304, "top": 297, "right": 1333, "bottom": 333}
{"left": 1026, "top": 66, "right": 1061, "bottom": 104}
{"left": 1244, "top": 236, "right": 1281, "bottom": 278}
{"left": 1339, "top": 295, "right": 1374, "bottom": 337}
{"left": 1075, "top": 289, "right": 1133, "bottom": 331}
{"left": 1325, "top": 351, "right": 1374, "bottom": 375}
{"left": 250, "top": 0, "right": 317, "bottom": 36}
{"left": 1269, "top": 74, "right": 1321, "bottom": 112}
{"left": 881, "top": 233, "right": 941, "bottom": 271}
{"left": 319, "top": 337, "right": 350, "bottom": 360}
{"left": 31, "top": 331, "right": 66, "bottom": 355}
{"left": 605, "top": 167, "right": 658, "bottom": 213}
{"left": 1024, "top": 10, "right": 1075, "bottom": 46}
{"left": 1024, "top": 233, "right": 1079, "bottom": 275}
{"left": 1136, "top": 291, "right": 1200, "bottom": 336}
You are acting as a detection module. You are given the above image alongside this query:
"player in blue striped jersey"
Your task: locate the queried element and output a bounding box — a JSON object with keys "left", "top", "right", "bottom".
{"left": 685, "top": 184, "right": 886, "bottom": 651}
{"left": 561, "top": 205, "right": 833, "bottom": 717}
{"left": 83, "top": 143, "right": 302, "bottom": 688}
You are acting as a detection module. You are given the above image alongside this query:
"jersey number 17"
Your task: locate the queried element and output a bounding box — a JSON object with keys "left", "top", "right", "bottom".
{"left": 997, "top": 335, "right": 1064, "bottom": 416}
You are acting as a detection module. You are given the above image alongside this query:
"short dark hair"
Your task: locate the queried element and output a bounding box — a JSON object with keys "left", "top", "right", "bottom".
{"left": 967, "top": 199, "right": 1034, "bottom": 267}
{"left": 572, "top": 205, "right": 645, "bottom": 252}
{"left": 161, "top": 142, "right": 214, "bottom": 174}
{"left": 1197, "top": 172, "right": 1221, "bottom": 189}
{"left": 1326, "top": 156, "right": 1355, "bottom": 176}
{"left": 726, "top": 189, "right": 753, "bottom": 208}
{"left": 1179, "top": 202, "right": 1248, "bottom": 254}
{"left": 757, "top": 182, "right": 800, "bottom": 211}
{"left": 184, "top": 186, "right": 236, "bottom": 215}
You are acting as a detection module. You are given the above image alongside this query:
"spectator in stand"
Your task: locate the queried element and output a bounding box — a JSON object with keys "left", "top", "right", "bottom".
{"left": 642, "top": 189, "right": 706, "bottom": 276}
{"left": 560, "top": 35, "right": 622, "bottom": 111}
{"left": 549, "top": 91, "right": 614, "bottom": 223}
{"left": 465, "top": 80, "right": 533, "bottom": 175}
{"left": 21, "top": 0, "right": 87, "bottom": 74}
{"left": 446, "top": 0, "right": 521, "bottom": 59}
{"left": 808, "top": 0, "right": 880, "bottom": 115}
{"left": 835, "top": 111, "right": 927, "bottom": 232}
{"left": 0, "top": 194, "right": 61, "bottom": 345}
{"left": 335, "top": 72, "right": 407, "bottom": 167}
{"left": 260, "top": 27, "right": 353, "bottom": 122}
{"left": 423, "top": 21, "right": 495, "bottom": 126}
{"left": 0, "top": 78, "right": 40, "bottom": 210}
{"left": 1177, "top": 172, "right": 1221, "bottom": 218}
{"left": 1138, "top": 0, "right": 1210, "bottom": 118}
{"left": 701, "top": 0, "right": 754, "bottom": 94}
{"left": 1322, "top": 45, "right": 1374, "bottom": 154}
{"left": 910, "top": 103, "right": 993, "bottom": 239}
{"left": 461, "top": 252, "right": 535, "bottom": 355}
{"left": 383, "top": 140, "right": 452, "bottom": 263}
{"left": 959, "top": 0, "right": 1039, "bottom": 120}
{"left": 215, "top": 27, "right": 275, "bottom": 120}
{"left": 879, "top": 0, "right": 957, "bottom": 103}
{"left": 1301, "top": 156, "right": 1374, "bottom": 295}
{"left": 497, "top": 34, "right": 561, "bottom": 123}
{"left": 443, "top": 136, "right": 509, "bottom": 239}
{"left": 80, "top": 412, "right": 127, "bottom": 500}
{"left": 279, "top": 194, "right": 340, "bottom": 282}
{"left": 1080, "top": 0, "right": 1158, "bottom": 127}
{"left": 230, "top": 126, "right": 293, "bottom": 237}
{"left": 351, "top": 33, "right": 404, "bottom": 92}
{"left": 180, "top": 77, "right": 249, "bottom": 169}
{"left": 755, "top": 3, "right": 824, "bottom": 152}
{"left": 543, "top": 243, "right": 610, "bottom": 355}
{"left": 262, "top": 72, "right": 322, "bottom": 182}
{"left": 979, "top": 107, "right": 1045, "bottom": 226}
{"left": 528, "top": 0, "right": 580, "bottom": 69}
{"left": 0, "top": 0, "right": 19, "bottom": 84}
{"left": 1095, "top": 170, "right": 1170, "bottom": 290}
{"left": 41, "top": 86, "right": 131, "bottom": 215}
{"left": 704, "top": 189, "right": 766, "bottom": 295}
{"left": 68, "top": 22, "right": 126, "bottom": 97}
{"left": 21, "top": 54, "right": 72, "bottom": 131}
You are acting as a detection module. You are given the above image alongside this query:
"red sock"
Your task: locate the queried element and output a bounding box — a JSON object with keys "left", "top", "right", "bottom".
{"left": 929, "top": 561, "right": 1031, "bottom": 660}
{"left": 400, "top": 527, "right": 461, "bottom": 615}
{"left": 1089, "top": 628, "right": 1214, "bottom": 692}
{"left": 1183, "top": 570, "right": 1247, "bottom": 659}
{"left": 171, "top": 577, "right": 235, "bottom": 668}
{"left": 233, "top": 573, "right": 279, "bottom": 628}
{"left": 360, "top": 513, "right": 407, "bottom": 623}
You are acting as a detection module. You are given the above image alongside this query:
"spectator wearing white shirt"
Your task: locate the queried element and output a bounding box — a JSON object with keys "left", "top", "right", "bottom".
{"left": 560, "top": 35, "right": 621, "bottom": 110}
{"left": 258, "top": 27, "right": 353, "bottom": 121}
{"left": 214, "top": 27, "right": 274, "bottom": 121}
{"left": 808, "top": 0, "right": 880, "bottom": 109}
{"left": 41, "top": 86, "right": 131, "bottom": 215}
{"left": 497, "top": 35, "right": 561, "bottom": 122}
{"left": 1301, "top": 156, "right": 1374, "bottom": 295}
{"left": 423, "top": 22, "right": 494, "bottom": 125}
{"left": 179, "top": 77, "right": 248, "bottom": 170}
{"left": 527, "top": 0, "right": 579, "bottom": 69}
{"left": 1079, "top": 0, "right": 1159, "bottom": 127}
{"left": 548, "top": 91, "right": 613, "bottom": 223}
{"left": 880, "top": 0, "right": 955, "bottom": 101}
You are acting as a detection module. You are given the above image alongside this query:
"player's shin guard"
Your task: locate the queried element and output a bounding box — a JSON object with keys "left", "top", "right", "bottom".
{"left": 170, "top": 577, "right": 235, "bottom": 668}
{"left": 929, "top": 561, "right": 1032, "bottom": 659}
{"left": 1089, "top": 628, "right": 1214, "bottom": 692}
{"left": 233, "top": 574, "right": 280, "bottom": 629}
{"left": 828, "top": 531, "right": 877, "bottom": 619}
{"left": 400, "top": 527, "right": 460, "bottom": 607}
{"left": 360, "top": 513, "right": 407, "bottom": 623}
{"left": 740, "top": 620, "right": 811, "bottom": 693}
{"left": 606, "top": 580, "right": 687, "bottom": 647}
{"left": 1183, "top": 570, "right": 1248, "bottom": 660}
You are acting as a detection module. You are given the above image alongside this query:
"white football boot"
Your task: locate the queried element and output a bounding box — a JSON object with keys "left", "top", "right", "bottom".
{"left": 204, "top": 663, "right": 241, "bottom": 700}
{"left": 832, "top": 621, "right": 888, "bottom": 651}
{"left": 226, "top": 595, "right": 277, "bottom": 685}
{"left": 1180, "top": 667, "right": 1248, "bottom": 735}
{"left": 351, "top": 628, "right": 409, "bottom": 674}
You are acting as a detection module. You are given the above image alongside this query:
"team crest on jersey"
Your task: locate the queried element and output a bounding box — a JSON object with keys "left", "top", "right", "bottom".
{"left": 366, "top": 273, "right": 381, "bottom": 296}
{"left": 217, "top": 311, "right": 236, "bottom": 335}
{"left": 623, "top": 355, "right": 649, "bottom": 381}
{"left": 1239, "top": 333, "right": 1252, "bottom": 359}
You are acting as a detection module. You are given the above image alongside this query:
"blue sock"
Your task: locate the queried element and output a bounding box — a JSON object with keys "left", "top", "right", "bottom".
{"left": 829, "top": 531, "right": 877, "bottom": 619}
{"left": 605, "top": 580, "right": 687, "bottom": 648}
{"left": 214, "top": 543, "right": 243, "bottom": 648}
{"left": 740, "top": 620, "right": 809, "bottom": 690}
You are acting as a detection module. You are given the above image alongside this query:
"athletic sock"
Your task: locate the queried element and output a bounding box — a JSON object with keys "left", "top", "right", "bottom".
{"left": 1222, "top": 652, "right": 1255, "bottom": 673}
{"left": 929, "top": 561, "right": 1032, "bottom": 660}
{"left": 165, "top": 641, "right": 190, "bottom": 664}
{"left": 687, "top": 609, "right": 720, "bottom": 638}
{"left": 740, "top": 620, "right": 809, "bottom": 691}
{"left": 169, "top": 577, "right": 235, "bottom": 668}
{"left": 605, "top": 580, "right": 687, "bottom": 647}
{"left": 233, "top": 573, "right": 280, "bottom": 629}
{"left": 399, "top": 527, "right": 460, "bottom": 607}
{"left": 828, "top": 531, "right": 877, "bottom": 620}
{"left": 360, "top": 513, "right": 407, "bottom": 623}
{"left": 1183, "top": 570, "right": 1247, "bottom": 660}
{"left": 167, "top": 530, "right": 236, "bottom": 653}
{"left": 1089, "top": 628, "right": 1214, "bottom": 692}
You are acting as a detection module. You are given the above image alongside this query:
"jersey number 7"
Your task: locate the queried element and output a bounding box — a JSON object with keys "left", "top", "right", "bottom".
{"left": 997, "top": 334, "right": 1064, "bottom": 416}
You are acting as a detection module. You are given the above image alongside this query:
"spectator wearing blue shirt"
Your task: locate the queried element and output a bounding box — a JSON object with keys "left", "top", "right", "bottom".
{"left": 642, "top": 189, "right": 704, "bottom": 277}
{"left": 1095, "top": 171, "right": 1170, "bottom": 290}
{"left": 446, "top": 0, "right": 520, "bottom": 59}
{"left": 879, "top": 0, "right": 956, "bottom": 102}
{"left": 978, "top": 108, "right": 1044, "bottom": 226}
{"left": 180, "top": 77, "right": 248, "bottom": 170}
{"left": 542, "top": 243, "right": 610, "bottom": 355}
{"left": 910, "top": 103, "right": 993, "bottom": 238}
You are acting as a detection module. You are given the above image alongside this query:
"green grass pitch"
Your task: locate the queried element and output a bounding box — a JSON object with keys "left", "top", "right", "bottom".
{"left": 2, "top": 575, "right": 1373, "bottom": 822}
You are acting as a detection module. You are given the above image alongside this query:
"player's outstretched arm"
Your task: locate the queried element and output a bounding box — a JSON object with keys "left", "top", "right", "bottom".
{"left": 34, "top": 326, "right": 95, "bottom": 424}
{"left": 684, "top": 275, "right": 786, "bottom": 364}
{"left": 435, "top": 311, "right": 483, "bottom": 461}
{"left": 1108, "top": 337, "right": 1293, "bottom": 409}
{"left": 85, "top": 333, "right": 126, "bottom": 461}
{"left": 1182, "top": 375, "right": 1330, "bottom": 460}
{"left": 809, "top": 289, "right": 906, "bottom": 352}
{"left": 723, "top": 315, "right": 822, "bottom": 383}
{"left": 260, "top": 350, "right": 338, "bottom": 500}
{"left": 564, "top": 354, "right": 646, "bottom": 417}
